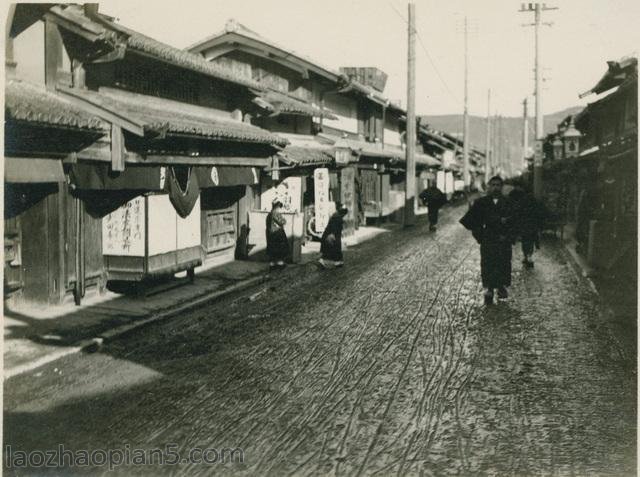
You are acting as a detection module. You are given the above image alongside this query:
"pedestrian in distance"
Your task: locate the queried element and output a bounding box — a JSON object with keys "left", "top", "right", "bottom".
{"left": 508, "top": 184, "right": 547, "bottom": 268}
{"left": 459, "top": 175, "right": 516, "bottom": 305}
{"left": 318, "top": 204, "right": 348, "bottom": 269}
{"left": 419, "top": 183, "right": 447, "bottom": 231}
{"left": 266, "top": 200, "right": 289, "bottom": 270}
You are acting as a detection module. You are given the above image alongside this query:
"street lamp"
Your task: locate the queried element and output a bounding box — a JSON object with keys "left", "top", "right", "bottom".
{"left": 562, "top": 116, "right": 581, "bottom": 159}
{"left": 334, "top": 138, "right": 352, "bottom": 166}
{"left": 552, "top": 136, "right": 563, "bottom": 160}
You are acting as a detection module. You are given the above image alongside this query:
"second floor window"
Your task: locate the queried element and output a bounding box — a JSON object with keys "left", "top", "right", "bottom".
{"left": 113, "top": 61, "right": 199, "bottom": 104}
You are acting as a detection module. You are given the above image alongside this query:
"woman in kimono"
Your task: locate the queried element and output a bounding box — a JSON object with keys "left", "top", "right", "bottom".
{"left": 319, "top": 204, "right": 349, "bottom": 269}
{"left": 460, "top": 176, "right": 516, "bottom": 304}
{"left": 266, "top": 200, "right": 289, "bottom": 270}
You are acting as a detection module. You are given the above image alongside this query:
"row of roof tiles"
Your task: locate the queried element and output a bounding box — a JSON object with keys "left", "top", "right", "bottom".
{"left": 7, "top": 4, "right": 480, "bottom": 168}
{"left": 6, "top": 80, "right": 444, "bottom": 168}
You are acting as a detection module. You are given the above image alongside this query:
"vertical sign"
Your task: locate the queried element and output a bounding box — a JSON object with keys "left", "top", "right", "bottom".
{"left": 314, "top": 168, "right": 330, "bottom": 233}
{"left": 340, "top": 167, "right": 356, "bottom": 234}
{"left": 436, "top": 170, "right": 446, "bottom": 192}
{"left": 102, "top": 196, "right": 145, "bottom": 256}
{"left": 534, "top": 140, "right": 543, "bottom": 166}
{"left": 445, "top": 172, "right": 454, "bottom": 194}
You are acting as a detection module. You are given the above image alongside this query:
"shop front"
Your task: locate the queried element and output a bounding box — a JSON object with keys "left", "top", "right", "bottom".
{"left": 4, "top": 80, "right": 110, "bottom": 307}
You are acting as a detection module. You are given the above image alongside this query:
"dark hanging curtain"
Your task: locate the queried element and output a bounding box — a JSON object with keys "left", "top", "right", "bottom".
{"left": 73, "top": 190, "right": 143, "bottom": 219}
{"left": 165, "top": 165, "right": 200, "bottom": 218}
{"left": 4, "top": 183, "right": 58, "bottom": 219}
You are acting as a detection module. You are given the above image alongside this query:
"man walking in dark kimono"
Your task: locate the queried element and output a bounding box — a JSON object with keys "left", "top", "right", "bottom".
{"left": 460, "top": 176, "right": 515, "bottom": 304}
{"left": 318, "top": 204, "right": 348, "bottom": 269}
{"left": 266, "top": 200, "right": 289, "bottom": 270}
{"left": 509, "top": 185, "right": 547, "bottom": 268}
{"left": 419, "top": 183, "right": 446, "bottom": 231}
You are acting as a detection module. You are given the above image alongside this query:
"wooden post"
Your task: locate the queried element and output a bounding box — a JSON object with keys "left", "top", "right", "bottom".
{"left": 111, "top": 124, "right": 126, "bottom": 172}
{"left": 404, "top": 3, "right": 416, "bottom": 227}
{"left": 72, "top": 59, "right": 86, "bottom": 89}
{"left": 44, "top": 19, "right": 63, "bottom": 91}
{"left": 5, "top": 4, "right": 17, "bottom": 77}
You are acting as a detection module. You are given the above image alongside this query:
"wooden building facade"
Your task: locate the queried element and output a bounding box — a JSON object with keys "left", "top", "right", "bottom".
{"left": 5, "top": 5, "right": 286, "bottom": 306}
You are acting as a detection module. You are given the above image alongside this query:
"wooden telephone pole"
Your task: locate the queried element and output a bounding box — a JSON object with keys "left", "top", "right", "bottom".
{"left": 462, "top": 16, "right": 470, "bottom": 189}
{"left": 520, "top": 3, "right": 557, "bottom": 198}
{"left": 484, "top": 89, "right": 491, "bottom": 184}
{"left": 404, "top": 2, "right": 416, "bottom": 226}
{"left": 522, "top": 97, "right": 529, "bottom": 173}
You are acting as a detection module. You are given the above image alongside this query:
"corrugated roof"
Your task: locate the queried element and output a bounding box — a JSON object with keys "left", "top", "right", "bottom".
{"left": 5, "top": 79, "right": 107, "bottom": 131}
{"left": 62, "top": 87, "right": 287, "bottom": 146}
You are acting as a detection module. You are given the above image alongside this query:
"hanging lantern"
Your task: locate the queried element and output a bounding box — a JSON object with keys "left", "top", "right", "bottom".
{"left": 562, "top": 116, "right": 582, "bottom": 159}
{"left": 552, "top": 136, "right": 564, "bottom": 160}
{"left": 333, "top": 138, "right": 352, "bottom": 166}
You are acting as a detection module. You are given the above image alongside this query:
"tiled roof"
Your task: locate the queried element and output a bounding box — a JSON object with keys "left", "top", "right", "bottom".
{"left": 5, "top": 79, "right": 107, "bottom": 131}
{"left": 187, "top": 19, "right": 342, "bottom": 83}
{"left": 48, "top": 5, "right": 266, "bottom": 92}
{"left": 278, "top": 146, "right": 334, "bottom": 166}
{"left": 332, "top": 137, "right": 440, "bottom": 167}
{"left": 580, "top": 55, "right": 637, "bottom": 97}
{"left": 63, "top": 87, "right": 287, "bottom": 146}
{"left": 257, "top": 90, "right": 337, "bottom": 119}
{"left": 187, "top": 19, "right": 407, "bottom": 113}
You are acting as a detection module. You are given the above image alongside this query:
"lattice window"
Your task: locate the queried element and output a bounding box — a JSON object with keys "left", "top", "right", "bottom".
{"left": 114, "top": 63, "right": 198, "bottom": 104}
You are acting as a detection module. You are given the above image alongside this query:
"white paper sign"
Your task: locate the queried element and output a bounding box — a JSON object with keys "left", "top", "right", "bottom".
{"left": 437, "top": 170, "right": 446, "bottom": 192}
{"left": 314, "top": 168, "right": 331, "bottom": 233}
{"left": 102, "top": 196, "right": 146, "bottom": 256}
{"left": 445, "top": 172, "right": 454, "bottom": 194}
{"left": 261, "top": 176, "right": 303, "bottom": 213}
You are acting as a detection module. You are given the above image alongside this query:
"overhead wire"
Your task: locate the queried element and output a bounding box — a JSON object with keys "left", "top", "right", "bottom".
{"left": 387, "top": 2, "right": 461, "bottom": 106}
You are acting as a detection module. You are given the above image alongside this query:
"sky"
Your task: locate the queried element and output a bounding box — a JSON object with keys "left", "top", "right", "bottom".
{"left": 11, "top": 0, "right": 640, "bottom": 117}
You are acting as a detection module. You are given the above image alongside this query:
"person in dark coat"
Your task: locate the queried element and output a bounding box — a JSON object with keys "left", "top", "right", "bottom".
{"left": 319, "top": 204, "right": 348, "bottom": 269}
{"left": 266, "top": 200, "right": 289, "bottom": 270}
{"left": 419, "top": 183, "right": 447, "bottom": 231}
{"left": 460, "top": 175, "right": 516, "bottom": 304}
{"left": 508, "top": 185, "right": 547, "bottom": 268}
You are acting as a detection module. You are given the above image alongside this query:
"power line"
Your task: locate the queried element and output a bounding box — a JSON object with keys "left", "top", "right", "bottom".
{"left": 387, "top": 2, "right": 460, "bottom": 105}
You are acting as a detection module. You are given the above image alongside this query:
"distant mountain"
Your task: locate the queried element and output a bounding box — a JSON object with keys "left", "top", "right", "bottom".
{"left": 420, "top": 106, "right": 583, "bottom": 166}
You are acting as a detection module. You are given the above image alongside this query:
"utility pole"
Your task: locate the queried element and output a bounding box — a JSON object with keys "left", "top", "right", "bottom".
{"left": 522, "top": 97, "right": 529, "bottom": 174}
{"left": 498, "top": 114, "right": 504, "bottom": 178}
{"left": 404, "top": 2, "right": 416, "bottom": 227}
{"left": 462, "top": 16, "right": 470, "bottom": 189}
{"left": 484, "top": 89, "right": 491, "bottom": 184}
{"left": 520, "top": 3, "right": 557, "bottom": 199}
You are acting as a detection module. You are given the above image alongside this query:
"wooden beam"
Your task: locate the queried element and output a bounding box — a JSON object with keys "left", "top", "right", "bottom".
{"left": 44, "top": 19, "right": 63, "bottom": 91}
{"left": 57, "top": 86, "right": 146, "bottom": 136}
{"left": 44, "top": 7, "right": 105, "bottom": 41}
{"left": 110, "top": 124, "right": 125, "bottom": 171}
{"left": 5, "top": 4, "right": 17, "bottom": 74}
{"left": 71, "top": 143, "right": 272, "bottom": 168}
{"left": 140, "top": 155, "right": 271, "bottom": 167}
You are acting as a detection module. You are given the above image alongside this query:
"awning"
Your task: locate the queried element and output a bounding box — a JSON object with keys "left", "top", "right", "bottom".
{"left": 69, "top": 163, "right": 164, "bottom": 190}
{"left": 57, "top": 87, "right": 288, "bottom": 146}
{"left": 5, "top": 157, "right": 65, "bottom": 183}
{"left": 415, "top": 153, "right": 441, "bottom": 167}
{"left": 195, "top": 166, "right": 260, "bottom": 188}
{"left": 278, "top": 147, "right": 334, "bottom": 166}
{"left": 252, "top": 90, "right": 338, "bottom": 120}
